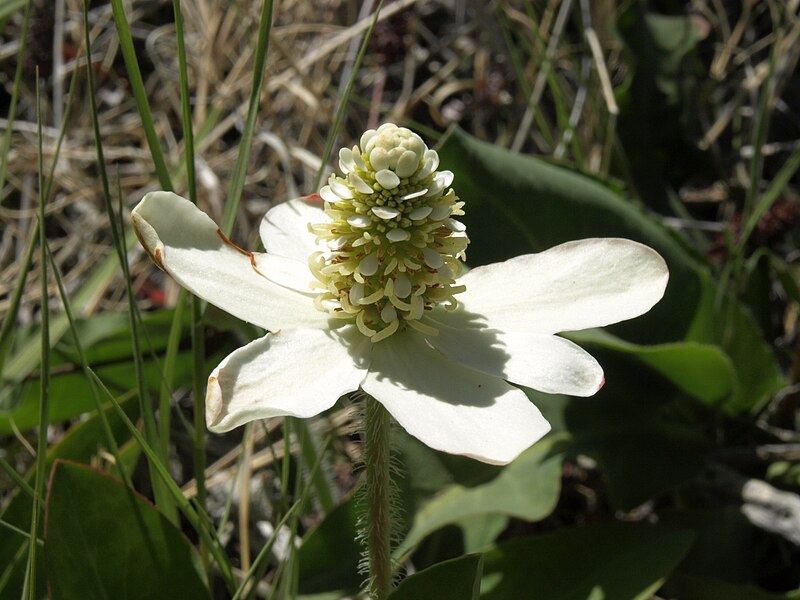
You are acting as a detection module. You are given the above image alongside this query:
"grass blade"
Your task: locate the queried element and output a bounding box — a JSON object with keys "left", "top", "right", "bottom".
{"left": 83, "top": 0, "right": 178, "bottom": 523}
{"left": 24, "top": 69, "right": 48, "bottom": 600}
{"left": 109, "top": 0, "right": 173, "bottom": 190}
{"left": 173, "top": 0, "right": 209, "bottom": 540}
{"left": 0, "top": 21, "right": 82, "bottom": 388}
{"left": 221, "top": 0, "right": 274, "bottom": 236}
{"left": 44, "top": 239, "right": 131, "bottom": 488}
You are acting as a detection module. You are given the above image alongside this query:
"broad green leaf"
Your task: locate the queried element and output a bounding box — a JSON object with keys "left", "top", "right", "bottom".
{"left": 533, "top": 348, "right": 709, "bottom": 510}
{"left": 298, "top": 493, "right": 361, "bottom": 596}
{"left": 686, "top": 283, "right": 785, "bottom": 414}
{"left": 480, "top": 524, "right": 694, "bottom": 600}
{"left": 0, "top": 308, "right": 182, "bottom": 424}
{"left": 567, "top": 329, "right": 735, "bottom": 404}
{"left": 0, "top": 306, "right": 225, "bottom": 434}
{"left": 459, "top": 514, "right": 508, "bottom": 554}
{"left": 615, "top": 7, "right": 707, "bottom": 212}
{"left": 390, "top": 554, "right": 483, "bottom": 600}
{"left": 658, "top": 508, "right": 771, "bottom": 584}
{"left": 0, "top": 396, "right": 139, "bottom": 597}
{"left": 438, "top": 125, "right": 703, "bottom": 345}
{"left": 44, "top": 460, "right": 209, "bottom": 600}
{"left": 395, "top": 434, "right": 563, "bottom": 559}
{"left": 297, "top": 432, "right": 556, "bottom": 597}
{"left": 438, "top": 127, "right": 784, "bottom": 413}
{"left": 663, "top": 572, "right": 800, "bottom": 600}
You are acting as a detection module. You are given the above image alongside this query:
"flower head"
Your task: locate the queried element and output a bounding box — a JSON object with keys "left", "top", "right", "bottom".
{"left": 132, "top": 124, "right": 669, "bottom": 465}
{"left": 310, "top": 123, "right": 468, "bottom": 342}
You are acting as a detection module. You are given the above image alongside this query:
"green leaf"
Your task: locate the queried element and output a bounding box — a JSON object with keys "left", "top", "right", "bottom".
{"left": 1, "top": 234, "right": 137, "bottom": 411}
{"left": 390, "top": 554, "right": 483, "bottom": 600}
{"left": 480, "top": 524, "right": 694, "bottom": 600}
{"left": 567, "top": 329, "right": 735, "bottom": 404}
{"left": 686, "top": 283, "right": 785, "bottom": 414}
{"left": 0, "top": 396, "right": 139, "bottom": 597}
{"left": 44, "top": 460, "right": 209, "bottom": 600}
{"left": 396, "top": 434, "right": 563, "bottom": 559}
{"left": 459, "top": 514, "right": 508, "bottom": 554}
{"left": 438, "top": 125, "right": 704, "bottom": 344}
{"left": 533, "top": 347, "right": 710, "bottom": 510}
{"left": 298, "top": 493, "right": 361, "bottom": 596}
{"left": 0, "top": 347, "right": 224, "bottom": 435}
{"left": 438, "top": 126, "right": 784, "bottom": 413}
{"left": 663, "top": 572, "right": 800, "bottom": 600}
{"left": 615, "top": 8, "right": 707, "bottom": 212}
{"left": 0, "top": 307, "right": 226, "bottom": 434}
{"left": 658, "top": 508, "right": 770, "bottom": 584}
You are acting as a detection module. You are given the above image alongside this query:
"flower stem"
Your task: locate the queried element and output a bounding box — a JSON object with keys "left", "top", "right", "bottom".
{"left": 364, "top": 394, "right": 393, "bottom": 599}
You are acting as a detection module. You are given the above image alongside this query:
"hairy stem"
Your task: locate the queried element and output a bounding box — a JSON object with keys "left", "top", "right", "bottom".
{"left": 364, "top": 395, "right": 393, "bottom": 599}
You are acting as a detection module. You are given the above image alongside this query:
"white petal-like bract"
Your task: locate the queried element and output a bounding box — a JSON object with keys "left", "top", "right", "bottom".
{"left": 259, "top": 196, "right": 325, "bottom": 262}
{"left": 459, "top": 238, "right": 668, "bottom": 335}
{"left": 363, "top": 332, "right": 551, "bottom": 464}
{"left": 207, "top": 328, "right": 369, "bottom": 432}
{"left": 132, "top": 192, "right": 327, "bottom": 332}
{"left": 428, "top": 310, "right": 604, "bottom": 396}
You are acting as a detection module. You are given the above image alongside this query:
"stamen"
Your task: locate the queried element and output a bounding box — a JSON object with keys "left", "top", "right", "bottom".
{"left": 370, "top": 318, "right": 399, "bottom": 343}
{"left": 356, "top": 310, "right": 377, "bottom": 337}
{"left": 407, "top": 319, "right": 439, "bottom": 336}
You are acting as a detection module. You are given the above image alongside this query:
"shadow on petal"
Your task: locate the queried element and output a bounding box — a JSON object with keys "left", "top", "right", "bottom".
{"left": 365, "top": 310, "right": 511, "bottom": 409}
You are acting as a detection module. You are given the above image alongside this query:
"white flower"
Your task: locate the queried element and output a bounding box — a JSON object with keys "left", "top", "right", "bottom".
{"left": 131, "top": 124, "right": 668, "bottom": 465}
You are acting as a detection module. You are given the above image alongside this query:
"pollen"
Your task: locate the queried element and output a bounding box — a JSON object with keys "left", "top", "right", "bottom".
{"left": 308, "top": 123, "right": 470, "bottom": 342}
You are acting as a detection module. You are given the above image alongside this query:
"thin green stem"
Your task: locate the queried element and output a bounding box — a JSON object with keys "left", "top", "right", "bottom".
{"left": 109, "top": 0, "right": 173, "bottom": 190}
{"left": 1, "top": 519, "right": 42, "bottom": 546}
{"left": 222, "top": 0, "right": 274, "bottom": 236}
{"left": 363, "top": 395, "right": 393, "bottom": 600}
{"left": 45, "top": 240, "right": 131, "bottom": 488}
{"left": 299, "top": 421, "right": 335, "bottom": 514}
{"left": 190, "top": 294, "right": 208, "bottom": 551}
{"left": 0, "top": 456, "right": 38, "bottom": 502}
{"left": 158, "top": 291, "right": 185, "bottom": 451}
{"left": 25, "top": 69, "right": 49, "bottom": 600}
{"left": 0, "top": 223, "right": 36, "bottom": 378}
{"left": 171, "top": 0, "right": 207, "bottom": 529}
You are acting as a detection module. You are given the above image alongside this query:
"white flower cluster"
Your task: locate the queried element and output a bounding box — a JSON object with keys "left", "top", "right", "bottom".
{"left": 309, "top": 123, "right": 470, "bottom": 342}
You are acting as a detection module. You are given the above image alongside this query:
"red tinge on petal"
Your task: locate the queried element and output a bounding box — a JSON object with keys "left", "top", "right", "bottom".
{"left": 303, "top": 193, "right": 324, "bottom": 208}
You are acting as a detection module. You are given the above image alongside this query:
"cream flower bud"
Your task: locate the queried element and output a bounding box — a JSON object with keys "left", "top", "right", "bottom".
{"left": 307, "top": 123, "right": 470, "bottom": 341}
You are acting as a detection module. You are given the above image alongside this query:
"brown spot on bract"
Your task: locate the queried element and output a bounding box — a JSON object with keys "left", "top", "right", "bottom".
{"left": 153, "top": 247, "right": 165, "bottom": 270}
{"left": 131, "top": 217, "right": 163, "bottom": 270}
{"left": 216, "top": 228, "right": 251, "bottom": 256}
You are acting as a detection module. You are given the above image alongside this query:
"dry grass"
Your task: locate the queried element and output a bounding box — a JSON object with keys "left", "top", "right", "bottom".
{"left": 0, "top": 0, "right": 798, "bottom": 439}
{"left": 0, "top": 0, "right": 638, "bottom": 322}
